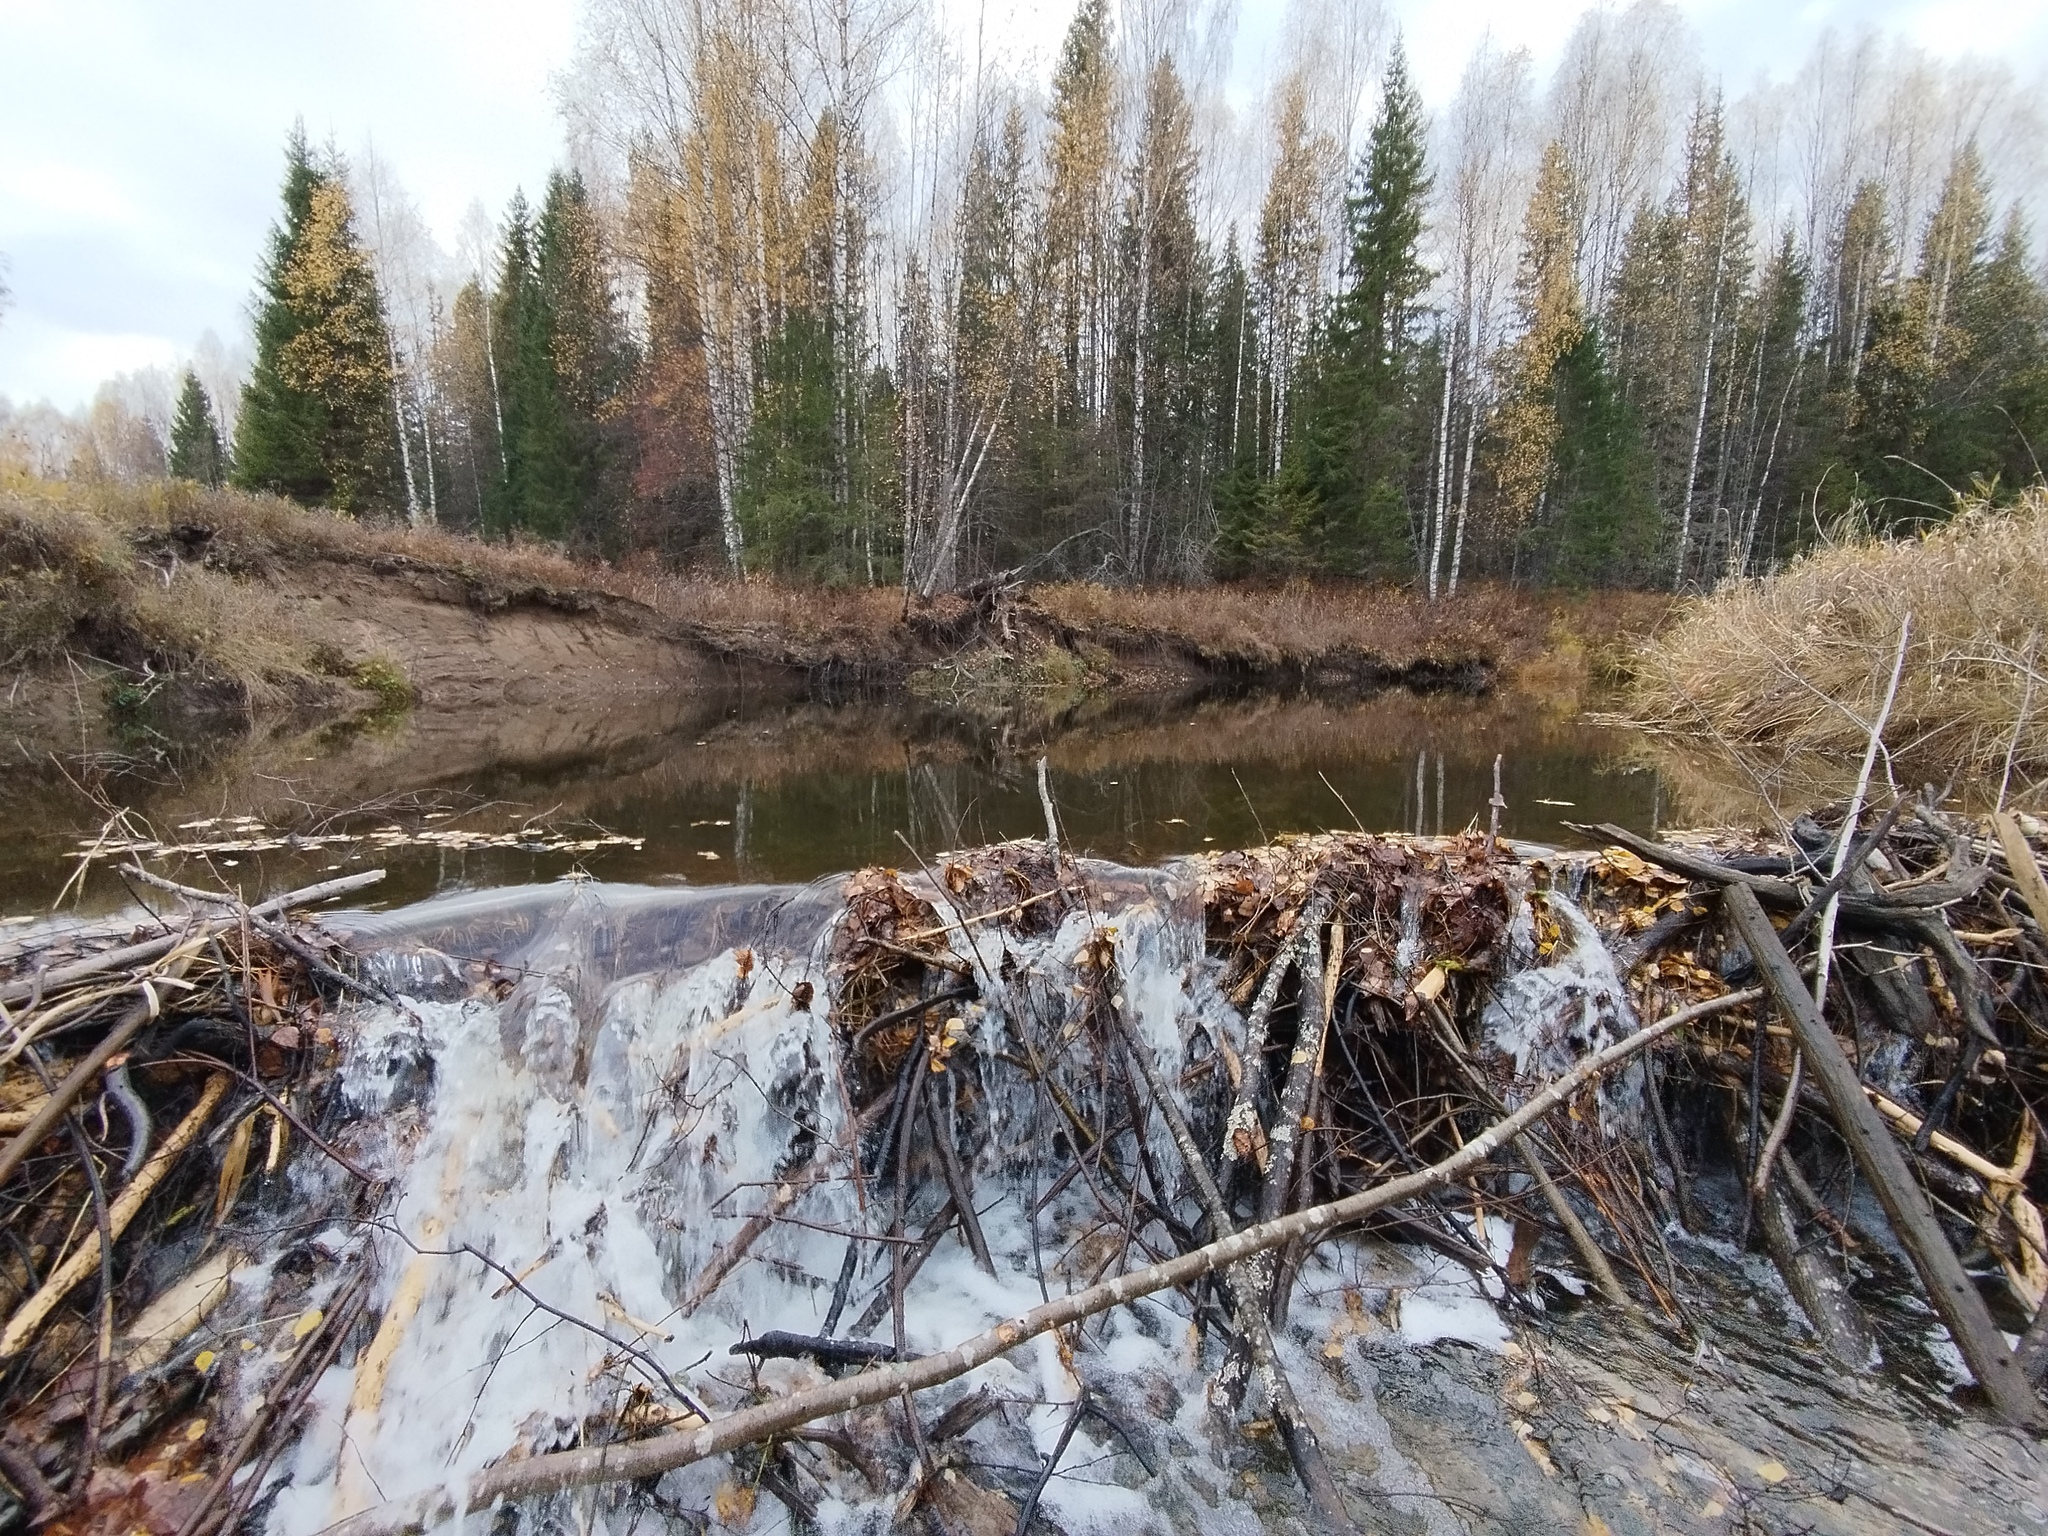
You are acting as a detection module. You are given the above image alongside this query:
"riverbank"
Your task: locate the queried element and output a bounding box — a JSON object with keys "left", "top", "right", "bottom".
{"left": 2, "top": 476, "right": 1668, "bottom": 762}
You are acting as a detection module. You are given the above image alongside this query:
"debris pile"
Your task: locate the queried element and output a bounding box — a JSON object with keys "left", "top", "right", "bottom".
{"left": 0, "top": 867, "right": 386, "bottom": 1534}
{"left": 0, "top": 803, "right": 2043, "bottom": 1534}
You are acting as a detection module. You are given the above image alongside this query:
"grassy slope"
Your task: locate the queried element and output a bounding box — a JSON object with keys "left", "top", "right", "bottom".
{"left": 2, "top": 474, "right": 1669, "bottom": 728}
{"left": 1625, "top": 484, "right": 2048, "bottom": 806}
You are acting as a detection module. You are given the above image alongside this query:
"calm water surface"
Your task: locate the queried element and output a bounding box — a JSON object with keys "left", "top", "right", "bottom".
{"left": 1, "top": 683, "right": 1665, "bottom": 917}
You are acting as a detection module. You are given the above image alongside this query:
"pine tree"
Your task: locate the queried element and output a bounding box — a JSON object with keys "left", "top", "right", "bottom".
{"left": 168, "top": 370, "right": 227, "bottom": 487}
{"left": 234, "top": 128, "right": 401, "bottom": 511}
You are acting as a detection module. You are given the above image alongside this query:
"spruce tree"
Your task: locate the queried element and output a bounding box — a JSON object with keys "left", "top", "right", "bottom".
{"left": 484, "top": 194, "right": 570, "bottom": 539}
{"left": 1542, "top": 324, "right": 1656, "bottom": 585}
{"left": 1306, "top": 41, "right": 1433, "bottom": 576}
{"left": 538, "top": 170, "right": 633, "bottom": 544}
{"left": 234, "top": 127, "right": 401, "bottom": 511}
{"left": 1337, "top": 43, "right": 1432, "bottom": 371}
{"left": 1843, "top": 143, "right": 1998, "bottom": 520}
{"left": 482, "top": 176, "right": 634, "bottom": 547}
{"left": 168, "top": 369, "right": 227, "bottom": 487}
{"left": 1961, "top": 209, "right": 2048, "bottom": 491}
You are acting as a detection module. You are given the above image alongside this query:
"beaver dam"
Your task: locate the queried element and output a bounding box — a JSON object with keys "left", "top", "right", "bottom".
{"left": 2, "top": 806, "right": 2045, "bottom": 1535}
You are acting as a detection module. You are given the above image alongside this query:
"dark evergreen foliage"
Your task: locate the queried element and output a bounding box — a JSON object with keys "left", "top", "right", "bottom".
{"left": 168, "top": 370, "right": 227, "bottom": 488}
{"left": 233, "top": 127, "right": 400, "bottom": 512}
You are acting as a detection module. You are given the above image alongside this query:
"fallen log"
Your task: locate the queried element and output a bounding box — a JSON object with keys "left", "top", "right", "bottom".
{"left": 324, "top": 986, "right": 1757, "bottom": 1536}
{"left": 1573, "top": 823, "right": 1988, "bottom": 919}
{"left": 1722, "top": 885, "right": 2039, "bottom": 1425}
{"left": 0, "top": 867, "right": 386, "bottom": 1008}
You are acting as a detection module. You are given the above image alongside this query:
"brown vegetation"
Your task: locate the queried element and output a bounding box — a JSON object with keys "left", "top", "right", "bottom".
{"left": 1625, "top": 485, "right": 2048, "bottom": 808}
{"left": 1037, "top": 580, "right": 1667, "bottom": 684}
{"left": 3, "top": 474, "right": 1671, "bottom": 757}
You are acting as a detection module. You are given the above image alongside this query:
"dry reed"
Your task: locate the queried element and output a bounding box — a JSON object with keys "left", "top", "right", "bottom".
{"left": 1626, "top": 485, "right": 2048, "bottom": 805}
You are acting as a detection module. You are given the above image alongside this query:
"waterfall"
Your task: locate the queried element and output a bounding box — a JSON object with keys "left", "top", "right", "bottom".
{"left": 155, "top": 867, "right": 1648, "bottom": 1534}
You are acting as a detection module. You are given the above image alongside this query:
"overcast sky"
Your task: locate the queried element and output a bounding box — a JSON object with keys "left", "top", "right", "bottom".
{"left": 2, "top": 0, "right": 2042, "bottom": 411}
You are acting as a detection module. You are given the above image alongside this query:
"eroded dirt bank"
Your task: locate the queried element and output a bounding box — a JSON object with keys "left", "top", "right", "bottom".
{"left": 3, "top": 478, "right": 1667, "bottom": 767}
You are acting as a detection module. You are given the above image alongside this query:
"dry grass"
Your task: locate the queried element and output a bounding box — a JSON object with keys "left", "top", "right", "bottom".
{"left": 4, "top": 472, "right": 1675, "bottom": 715}
{"left": 1039, "top": 580, "right": 1668, "bottom": 677}
{"left": 0, "top": 475, "right": 902, "bottom": 684}
{"left": 1626, "top": 484, "right": 2048, "bottom": 805}
{"left": 1, "top": 477, "right": 308, "bottom": 701}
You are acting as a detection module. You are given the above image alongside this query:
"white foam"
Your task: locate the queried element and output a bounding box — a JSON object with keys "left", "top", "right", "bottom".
{"left": 236, "top": 876, "right": 1527, "bottom": 1534}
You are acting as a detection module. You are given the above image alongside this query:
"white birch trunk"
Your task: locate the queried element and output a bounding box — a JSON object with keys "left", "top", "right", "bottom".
{"left": 481, "top": 286, "right": 508, "bottom": 479}
{"left": 416, "top": 363, "right": 438, "bottom": 526}
{"left": 386, "top": 329, "right": 421, "bottom": 526}
{"left": 1128, "top": 181, "right": 1151, "bottom": 577}
{"left": 1426, "top": 323, "right": 1457, "bottom": 599}
{"left": 1675, "top": 220, "right": 1729, "bottom": 592}
{"left": 1448, "top": 373, "right": 1481, "bottom": 598}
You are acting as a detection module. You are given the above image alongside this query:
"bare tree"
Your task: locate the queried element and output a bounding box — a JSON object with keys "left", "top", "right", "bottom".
{"left": 1547, "top": 0, "right": 1696, "bottom": 315}
{"left": 1434, "top": 41, "right": 1536, "bottom": 596}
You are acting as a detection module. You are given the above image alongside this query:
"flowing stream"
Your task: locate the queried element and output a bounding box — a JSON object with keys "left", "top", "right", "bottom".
{"left": 7, "top": 685, "right": 2041, "bottom": 1531}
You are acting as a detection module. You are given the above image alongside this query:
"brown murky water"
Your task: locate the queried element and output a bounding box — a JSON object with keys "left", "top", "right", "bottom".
{"left": 0, "top": 683, "right": 1663, "bottom": 918}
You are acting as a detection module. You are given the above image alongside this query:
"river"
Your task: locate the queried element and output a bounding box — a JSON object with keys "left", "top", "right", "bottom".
{"left": 1, "top": 682, "right": 1662, "bottom": 918}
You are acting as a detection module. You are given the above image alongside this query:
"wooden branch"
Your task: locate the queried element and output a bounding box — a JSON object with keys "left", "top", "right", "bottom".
{"left": 1517, "top": 1140, "right": 1637, "bottom": 1317}
{"left": 924, "top": 1081, "right": 994, "bottom": 1277}
{"left": 677, "top": 1154, "right": 832, "bottom": 1320}
{"left": 0, "top": 1072, "right": 230, "bottom": 1359}
{"left": 0, "top": 868, "right": 386, "bottom": 1007}
{"left": 729, "top": 1331, "right": 903, "bottom": 1368}
{"left": 326, "top": 990, "right": 1742, "bottom": 1536}
{"left": 1722, "top": 885, "right": 2039, "bottom": 1425}
{"left": 1573, "top": 824, "right": 1985, "bottom": 918}
{"left": 1220, "top": 891, "right": 1332, "bottom": 1180}
{"left": 1570, "top": 823, "right": 1800, "bottom": 903}
{"left": 0, "top": 946, "right": 203, "bottom": 1191}
{"left": 1105, "top": 939, "right": 1359, "bottom": 1533}
{"left": 1992, "top": 812, "right": 2048, "bottom": 937}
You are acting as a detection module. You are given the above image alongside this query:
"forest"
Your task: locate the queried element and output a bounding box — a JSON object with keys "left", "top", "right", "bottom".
{"left": 7, "top": 0, "right": 2047, "bottom": 596}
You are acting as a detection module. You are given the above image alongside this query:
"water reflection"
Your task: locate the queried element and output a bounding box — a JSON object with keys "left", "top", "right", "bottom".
{"left": 2, "top": 685, "right": 1661, "bottom": 915}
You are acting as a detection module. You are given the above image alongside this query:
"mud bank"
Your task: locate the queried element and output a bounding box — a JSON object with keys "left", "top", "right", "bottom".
{"left": 3, "top": 478, "right": 1664, "bottom": 765}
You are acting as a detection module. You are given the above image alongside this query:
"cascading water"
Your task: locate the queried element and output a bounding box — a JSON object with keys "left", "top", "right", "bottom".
{"left": 175, "top": 863, "right": 1598, "bottom": 1536}
{"left": 136, "top": 855, "right": 2024, "bottom": 1536}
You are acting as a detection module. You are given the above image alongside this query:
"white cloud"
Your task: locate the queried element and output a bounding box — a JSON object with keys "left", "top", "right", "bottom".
{"left": 0, "top": 312, "right": 182, "bottom": 409}
{"left": 0, "top": 0, "right": 2041, "bottom": 411}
